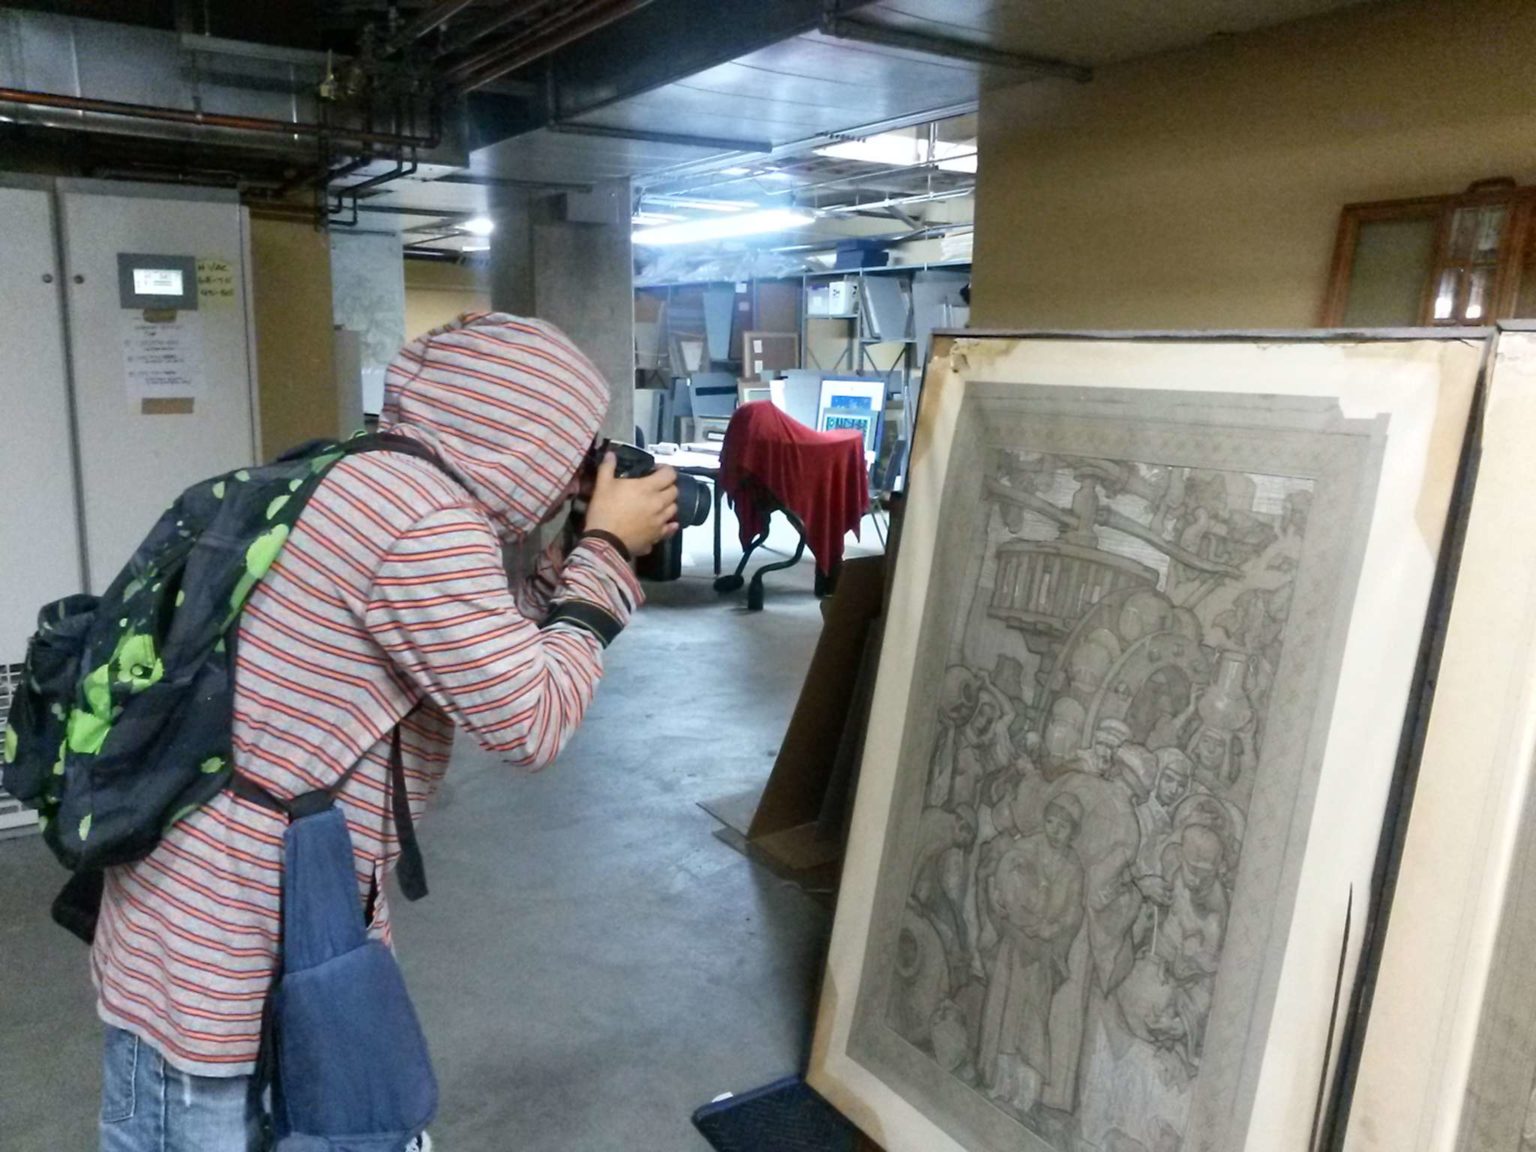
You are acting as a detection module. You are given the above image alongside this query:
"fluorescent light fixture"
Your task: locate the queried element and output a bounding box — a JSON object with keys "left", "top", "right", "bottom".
{"left": 721, "top": 166, "right": 752, "bottom": 176}
{"left": 633, "top": 208, "right": 814, "bottom": 247}
{"left": 815, "top": 131, "right": 977, "bottom": 172}
{"left": 460, "top": 243, "right": 490, "bottom": 253}
{"left": 643, "top": 196, "right": 760, "bottom": 213}
{"left": 461, "top": 216, "right": 495, "bottom": 236}
{"left": 631, "top": 211, "right": 686, "bottom": 227}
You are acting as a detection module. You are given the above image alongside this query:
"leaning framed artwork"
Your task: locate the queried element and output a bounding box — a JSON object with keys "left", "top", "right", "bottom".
{"left": 1340, "top": 324, "right": 1536, "bottom": 1152}
{"left": 809, "top": 330, "right": 1487, "bottom": 1152}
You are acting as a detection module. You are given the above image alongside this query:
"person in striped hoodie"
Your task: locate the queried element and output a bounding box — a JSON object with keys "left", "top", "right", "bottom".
{"left": 92, "top": 312, "right": 678, "bottom": 1152}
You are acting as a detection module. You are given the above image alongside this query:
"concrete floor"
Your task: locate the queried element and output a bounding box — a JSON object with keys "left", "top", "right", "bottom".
{"left": 0, "top": 503, "right": 876, "bottom": 1151}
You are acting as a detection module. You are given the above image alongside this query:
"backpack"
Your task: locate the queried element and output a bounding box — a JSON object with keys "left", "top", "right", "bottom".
{"left": 1, "top": 432, "right": 441, "bottom": 937}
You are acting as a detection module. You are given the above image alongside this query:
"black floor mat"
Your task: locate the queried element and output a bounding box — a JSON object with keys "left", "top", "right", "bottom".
{"left": 692, "top": 1076, "right": 861, "bottom": 1152}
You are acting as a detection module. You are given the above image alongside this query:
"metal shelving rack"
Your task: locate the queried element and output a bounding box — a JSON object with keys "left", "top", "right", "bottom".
{"left": 799, "top": 262, "right": 970, "bottom": 440}
{"left": 635, "top": 260, "right": 971, "bottom": 395}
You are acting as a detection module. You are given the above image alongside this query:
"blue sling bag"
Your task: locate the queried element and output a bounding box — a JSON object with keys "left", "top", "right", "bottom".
{"left": 233, "top": 724, "right": 437, "bottom": 1152}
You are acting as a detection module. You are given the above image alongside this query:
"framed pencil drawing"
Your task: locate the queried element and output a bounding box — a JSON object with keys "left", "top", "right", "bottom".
{"left": 809, "top": 331, "right": 1486, "bottom": 1152}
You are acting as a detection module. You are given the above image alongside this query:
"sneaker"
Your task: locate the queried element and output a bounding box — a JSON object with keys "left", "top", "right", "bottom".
{"left": 405, "top": 1135, "right": 433, "bottom": 1152}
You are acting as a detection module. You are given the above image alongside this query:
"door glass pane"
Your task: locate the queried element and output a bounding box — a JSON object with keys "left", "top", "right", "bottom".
{"left": 1474, "top": 206, "right": 1508, "bottom": 258}
{"left": 1446, "top": 204, "right": 1507, "bottom": 261}
{"left": 1464, "top": 267, "right": 1492, "bottom": 321}
{"left": 1448, "top": 207, "right": 1477, "bottom": 260}
{"left": 1341, "top": 216, "right": 1439, "bottom": 326}
{"left": 1431, "top": 268, "right": 1459, "bottom": 321}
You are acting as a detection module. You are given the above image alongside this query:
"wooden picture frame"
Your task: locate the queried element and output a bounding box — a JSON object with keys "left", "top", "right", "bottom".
{"left": 809, "top": 330, "right": 1485, "bottom": 1152}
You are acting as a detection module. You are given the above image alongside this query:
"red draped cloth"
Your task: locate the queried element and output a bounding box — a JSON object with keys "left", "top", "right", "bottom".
{"left": 720, "top": 401, "right": 869, "bottom": 576}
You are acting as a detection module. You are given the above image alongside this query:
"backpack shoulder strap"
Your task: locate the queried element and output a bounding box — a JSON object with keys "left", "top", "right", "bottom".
{"left": 228, "top": 751, "right": 370, "bottom": 821}
{"left": 228, "top": 707, "right": 428, "bottom": 902}
{"left": 389, "top": 723, "right": 428, "bottom": 902}
{"left": 345, "top": 432, "right": 453, "bottom": 476}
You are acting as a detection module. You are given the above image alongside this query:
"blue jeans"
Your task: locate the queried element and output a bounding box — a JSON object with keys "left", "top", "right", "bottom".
{"left": 100, "top": 1026, "right": 264, "bottom": 1152}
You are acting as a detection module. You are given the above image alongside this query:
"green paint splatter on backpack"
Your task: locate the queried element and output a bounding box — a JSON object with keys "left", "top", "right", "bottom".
{"left": 164, "top": 803, "right": 199, "bottom": 830}
{"left": 65, "top": 661, "right": 117, "bottom": 755}
{"left": 200, "top": 756, "right": 225, "bottom": 774}
{"left": 212, "top": 480, "right": 226, "bottom": 499}
{"left": 226, "top": 523, "right": 291, "bottom": 616}
{"left": 66, "top": 710, "right": 110, "bottom": 756}
{"left": 83, "top": 663, "right": 111, "bottom": 716}
{"left": 3, "top": 725, "right": 16, "bottom": 764}
{"left": 115, "top": 633, "right": 164, "bottom": 691}
{"left": 265, "top": 495, "right": 290, "bottom": 520}
{"left": 78, "top": 814, "right": 91, "bottom": 842}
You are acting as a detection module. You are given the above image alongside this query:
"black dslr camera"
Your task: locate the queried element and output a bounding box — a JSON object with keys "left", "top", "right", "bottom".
{"left": 605, "top": 441, "right": 711, "bottom": 528}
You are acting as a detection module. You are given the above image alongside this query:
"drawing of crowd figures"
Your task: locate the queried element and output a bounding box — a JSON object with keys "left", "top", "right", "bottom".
{"left": 890, "top": 465, "right": 1313, "bottom": 1152}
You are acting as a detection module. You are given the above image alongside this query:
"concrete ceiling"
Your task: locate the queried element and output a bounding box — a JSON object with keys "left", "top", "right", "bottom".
{"left": 351, "top": 0, "right": 1372, "bottom": 253}
{"left": 854, "top": 0, "right": 1371, "bottom": 65}
{"left": 456, "top": 0, "right": 1372, "bottom": 189}
{"left": 1, "top": 0, "right": 1377, "bottom": 252}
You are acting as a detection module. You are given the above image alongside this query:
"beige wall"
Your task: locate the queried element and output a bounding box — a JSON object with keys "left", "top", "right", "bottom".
{"left": 404, "top": 258, "right": 491, "bottom": 340}
{"left": 972, "top": 0, "right": 1536, "bottom": 330}
{"left": 249, "top": 215, "right": 339, "bottom": 456}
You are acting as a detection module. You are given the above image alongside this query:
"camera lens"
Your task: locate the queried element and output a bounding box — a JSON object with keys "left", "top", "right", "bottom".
{"left": 675, "top": 474, "right": 710, "bottom": 528}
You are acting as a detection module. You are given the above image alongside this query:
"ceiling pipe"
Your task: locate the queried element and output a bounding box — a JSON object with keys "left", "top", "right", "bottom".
{"left": 0, "top": 87, "right": 439, "bottom": 150}
{"left": 450, "top": 0, "right": 658, "bottom": 93}
{"left": 385, "top": 0, "right": 481, "bottom": 53}
{"left": 442, "top": 0, "right": 612, "bottom": 85}
{"left": 435, "top": 0, "right": 556, "bottom": 57}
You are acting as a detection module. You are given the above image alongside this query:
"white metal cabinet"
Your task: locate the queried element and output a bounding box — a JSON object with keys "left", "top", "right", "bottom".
{"left": 0, "top": 182, "right": 82, "bottom": 665}
{"left": 57, "top": 181, "right": 257, "bottom": 591}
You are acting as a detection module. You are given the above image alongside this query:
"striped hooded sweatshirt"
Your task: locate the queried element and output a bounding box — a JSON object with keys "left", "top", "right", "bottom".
{"left": 91, "top": 313, "right": 642, "bottom": 1075}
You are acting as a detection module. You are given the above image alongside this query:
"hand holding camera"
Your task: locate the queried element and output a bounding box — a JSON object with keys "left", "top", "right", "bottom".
{"left": 583, "top": 451, "right": 680, "bottom": 558}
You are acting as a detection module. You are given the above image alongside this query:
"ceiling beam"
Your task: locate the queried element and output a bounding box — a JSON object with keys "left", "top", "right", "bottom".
{"left": 547, "top": 122, "right": 773, "bottom": 153}
{"left": 820, "top": 16, "right": 1092, "bottom": 83}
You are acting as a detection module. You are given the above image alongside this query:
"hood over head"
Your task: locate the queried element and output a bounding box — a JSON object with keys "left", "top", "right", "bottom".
{"left": 380, "top": 312, "right": 609, "bottom": 541}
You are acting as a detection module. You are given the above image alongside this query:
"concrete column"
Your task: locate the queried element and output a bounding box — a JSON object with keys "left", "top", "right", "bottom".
{"left": 488, "top": 179, "right": 634, "bottom": 442}
{"left": 329, "top": 229, "right": 406, "bottom": 417}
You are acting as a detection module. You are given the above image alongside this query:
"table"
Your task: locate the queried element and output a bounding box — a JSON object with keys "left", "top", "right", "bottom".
{"left": 658, "top": 447, "right": 725, "bottom": 575}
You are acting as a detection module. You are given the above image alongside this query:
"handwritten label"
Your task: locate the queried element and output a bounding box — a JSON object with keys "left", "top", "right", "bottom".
{"left": 196, "top": 258, "right": 237, "bottom": 306}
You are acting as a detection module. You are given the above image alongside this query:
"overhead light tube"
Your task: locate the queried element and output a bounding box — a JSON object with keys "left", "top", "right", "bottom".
{"left": 632, "top": 208, "right": 814, "bottom": 247}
